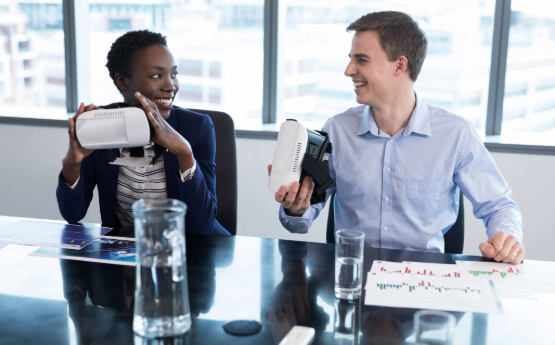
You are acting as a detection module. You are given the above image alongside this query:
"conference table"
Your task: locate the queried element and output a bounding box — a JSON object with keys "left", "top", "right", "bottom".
{"left": 0, "top": 219, "right": 554, "bottom": 345}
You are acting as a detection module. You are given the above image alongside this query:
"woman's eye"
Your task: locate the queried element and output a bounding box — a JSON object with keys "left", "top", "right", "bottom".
{"left": 171, "top": 73, "right": 178, "bottom": 78}
{"left": 151, "top": 74, "right": 161, "bottom": 79}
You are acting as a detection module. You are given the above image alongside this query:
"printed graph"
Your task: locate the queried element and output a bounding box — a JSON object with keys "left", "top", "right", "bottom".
{"left": 371, "top": 261, "right": 462, "bottom": 278}
{"left": 364, "top": 273, "right": 500, "bottom": 313}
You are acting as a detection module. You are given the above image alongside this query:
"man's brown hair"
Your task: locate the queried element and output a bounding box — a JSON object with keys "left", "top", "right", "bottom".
{"left": 347, "top": 11, "right": 427, "bottom": 81}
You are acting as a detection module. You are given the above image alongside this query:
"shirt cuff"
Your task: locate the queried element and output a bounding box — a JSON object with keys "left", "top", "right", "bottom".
{"left": 66, "top": 176, "right": 80, "bottom": 190}
{"left": 279, "top": 205, "right": 310, "bottom": 234}
{"left": 179, "top": 160, "right": 197, "bottom": 182}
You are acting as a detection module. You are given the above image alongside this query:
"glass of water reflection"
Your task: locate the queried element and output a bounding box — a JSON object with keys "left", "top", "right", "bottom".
{"left": 335, "top": 230, "right": 365, "bottom": 300}
{"left": 132, "top": 198, "right": 191, "bottom": 338}
{"left": 414, "top": 310, "right": 455, "bottom": 345}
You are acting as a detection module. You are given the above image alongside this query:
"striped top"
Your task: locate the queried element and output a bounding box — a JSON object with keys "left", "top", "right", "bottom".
{"left": 66, "top": 145, "right": 195, "bottom": 227}
{"left": 115, "top": 144, "right": 167, "bottom": 226}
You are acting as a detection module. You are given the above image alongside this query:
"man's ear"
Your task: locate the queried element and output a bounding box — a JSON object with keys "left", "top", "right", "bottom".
{"left": 394, "top": 56, "right": 408, "bottom": 77}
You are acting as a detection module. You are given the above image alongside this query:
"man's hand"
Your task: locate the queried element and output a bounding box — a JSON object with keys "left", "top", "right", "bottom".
{"left": 479, "top": 231, "right": 525, "bottom": 264}
{"left": 268, "top": 164, "right": 314, "bottom": 217}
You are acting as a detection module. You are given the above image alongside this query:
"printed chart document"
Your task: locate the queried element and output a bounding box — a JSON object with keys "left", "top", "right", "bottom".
{"left": 365, "top": 260, "right": 501, "bottom": 313}
{"left": 0, "top": 219, "right": 111, "bottom": 249}
{"left": 0, "top": 243, "right": 6, "bottom": 250}
{"left": 370, "top": 261, "right": 462, "bottom": 278}
{"left": 31, "top": 236, "right": 136, "bottom": 266}
{"left": 456, "top": 260, "right": 555, "bottom": 298}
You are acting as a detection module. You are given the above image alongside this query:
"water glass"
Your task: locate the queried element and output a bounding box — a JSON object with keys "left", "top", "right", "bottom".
{"left": 335, "top": 230, "right": 364, "bottom": 300}
{"left": 132, "top": 198, "right": 191, "bottom": 338}
{"left": 414, "top": 310, "right": 455, "bottom": 345}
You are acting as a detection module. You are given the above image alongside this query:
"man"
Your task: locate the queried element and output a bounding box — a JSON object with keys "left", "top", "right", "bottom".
{"left": 270, "top": 11, "right": 524, "bottom": 264}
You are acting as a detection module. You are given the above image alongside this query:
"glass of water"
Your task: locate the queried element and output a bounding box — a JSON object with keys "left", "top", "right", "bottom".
{"left": 132, "top": 198, "right": 191, "bottom": 338}
{"left": 414, "top": 310, "right": 455, "bottom": 345}
{"left": 335, "top": 229, "right": 364, "bottom": 300}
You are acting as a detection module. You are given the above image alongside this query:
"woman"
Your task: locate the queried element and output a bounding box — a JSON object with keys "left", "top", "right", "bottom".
{"left": 57, "top": 30, "right": 229, "bottom": 235}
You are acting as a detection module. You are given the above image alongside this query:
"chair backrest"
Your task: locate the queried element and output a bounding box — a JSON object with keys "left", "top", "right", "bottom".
{"left": 190, "top": 109, "right": 238, "bottom": 235}
{"left": 326, "top": 191, "right": 465, "bottom": 254}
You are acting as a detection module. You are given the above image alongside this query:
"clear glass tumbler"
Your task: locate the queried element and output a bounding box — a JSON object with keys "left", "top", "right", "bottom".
{"left": 132, "top": 198, "right": 191, "bottom": 338}
{"left": 414, "top": 310, "right": 456, "bottom": 345}
{"left": 335, "top": 230, "right": 364, "bottom": 300}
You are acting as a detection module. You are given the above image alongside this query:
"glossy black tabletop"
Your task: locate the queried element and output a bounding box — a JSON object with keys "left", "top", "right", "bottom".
{"left": 0, "top": 227, "right": 554, "bottom": 345}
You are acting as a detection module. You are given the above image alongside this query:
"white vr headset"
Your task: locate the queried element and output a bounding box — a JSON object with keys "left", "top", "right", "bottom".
{"left": 268, "top": 119, "right": 334, "bottom": 204}
{"left": 75, "top": 102, "right": 164, "bottom": 167}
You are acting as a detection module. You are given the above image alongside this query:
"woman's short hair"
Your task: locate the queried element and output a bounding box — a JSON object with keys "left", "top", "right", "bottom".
{"left": 347, "top": 11, "right": 427, "bottom": 81}
{"left": 106, "top": 30, "right": 167, "bottom": 92}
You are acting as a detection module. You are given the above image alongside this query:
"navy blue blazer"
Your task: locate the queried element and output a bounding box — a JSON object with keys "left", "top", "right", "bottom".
{"left": 56, "top": 106, "right": 229, "bottom": 235}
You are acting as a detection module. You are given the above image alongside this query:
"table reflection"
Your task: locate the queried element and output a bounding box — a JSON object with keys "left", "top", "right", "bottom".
{"left": 60, "top": 234, "right": 235, "bottom": 345}
{"left": 271, "top": 240, "right": 466, "bottom": 345}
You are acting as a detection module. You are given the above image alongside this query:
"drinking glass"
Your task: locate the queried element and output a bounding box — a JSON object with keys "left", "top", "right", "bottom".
{"left": 335, "top": 230, "right": 364, "bottom": 300}
{"left": 132, "top": 198, "right": 191, "bottom": 338}
{"left": 414, "top": 310, "right": 455, "bottom": 345}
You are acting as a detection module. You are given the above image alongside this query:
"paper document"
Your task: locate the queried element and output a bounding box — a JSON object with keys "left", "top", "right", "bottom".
{"left": 364, "top": 272, "right": 501, "bottom": 313}
{"left": 31, "top": 236, "right": 136, "bottom": 266}
{"left": 456, "top": 260, "right": 555, "bottom": 298}
{"left": 0, "top": 243, "right": 6, "bottom": 250}
{"left": 370, "top": 261, "right": 462, "bottom": 278}
{"left": 0, "top": 219, "right": 111, "bottom": 249}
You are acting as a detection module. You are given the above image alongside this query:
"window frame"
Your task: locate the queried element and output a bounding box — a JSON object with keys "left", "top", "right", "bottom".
{"left": 1, "top": 0, "right": 555, "bottom": 156}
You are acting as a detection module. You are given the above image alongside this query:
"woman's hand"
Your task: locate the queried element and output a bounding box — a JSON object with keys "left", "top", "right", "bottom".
{"left": 62, "top": 102, "right": 99, "bottom": 185}
{"left": 135, "top": 92, "right": 195, "bottom": 172}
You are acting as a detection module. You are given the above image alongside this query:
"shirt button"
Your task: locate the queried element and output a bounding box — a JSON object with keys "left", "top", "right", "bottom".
{"left": 386, "top": 168, "right": 391, "bottom": 172}
{"left": 389, "top": 139, "right": 393, "bottom": 143}
{"left": 385, "top": 197, "right": 389, "bottom": 201}
{"left": 384, "top": 226, "right": 388, "bottom": 231}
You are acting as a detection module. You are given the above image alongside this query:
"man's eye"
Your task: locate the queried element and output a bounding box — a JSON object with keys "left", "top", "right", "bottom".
{"left": 359, "top": 59, "right": 367, "bottom": 63}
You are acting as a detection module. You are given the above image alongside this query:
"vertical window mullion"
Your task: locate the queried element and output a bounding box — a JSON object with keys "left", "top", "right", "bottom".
{"left": 262, "top": 0, "right": 278, "bottom": 124}
{"left": 486, "top": 0, "right": 511, "bottom": 136}
{"left": 63, "top": 0, "right": 91, "bottom": 113}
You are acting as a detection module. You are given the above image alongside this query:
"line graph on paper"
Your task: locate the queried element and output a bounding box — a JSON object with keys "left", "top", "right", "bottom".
{"left": 370, "top": 261, "right": 462, "bottom": 278}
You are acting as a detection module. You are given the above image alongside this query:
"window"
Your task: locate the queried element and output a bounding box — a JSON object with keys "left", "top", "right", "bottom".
{"left": 0, "top": 1, "right": 66, "bottom": 118}
{"left": 88, "top": 0, "right": 264, "bottom": 123}
{"left": 209, "top": 61, "right": 221, "bottom": 79}
{"left": 502, "top": 0, "right": 555, "bottom": 137}
{"left": 180, "top": 60, "right": 203, "bottom": 77}
{"left": 209, "top": 87, "right": 221, "bottom": 104}
{"left": 278, "top": 0, "right": 496, "bottom": 135}
{"left": 179, "top": 84, "right": 203, "bottom": 102}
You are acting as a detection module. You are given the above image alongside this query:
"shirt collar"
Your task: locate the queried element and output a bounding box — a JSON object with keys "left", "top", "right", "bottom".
{"left": 356, "top": 93, "right": 432, "bottom": 137}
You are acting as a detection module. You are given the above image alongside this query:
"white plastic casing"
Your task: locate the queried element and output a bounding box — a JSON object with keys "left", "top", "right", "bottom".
{"left": 268, "top": 120, "right": 308, "bottom": 193}
{"left": 75, "top": 108, "right": 150, "bottom": 150}
{"left": 278, "top": 326, "right": 315, "bottom": 345}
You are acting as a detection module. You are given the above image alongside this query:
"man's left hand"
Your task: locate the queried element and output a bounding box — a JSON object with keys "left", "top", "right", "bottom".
{"left": 479, "top": 231, "right": 524, "bottom": 264}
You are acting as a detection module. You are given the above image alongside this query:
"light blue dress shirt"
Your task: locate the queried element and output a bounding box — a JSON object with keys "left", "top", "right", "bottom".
{"left": 279, "top": 95, "right": 524, "bottom": 253}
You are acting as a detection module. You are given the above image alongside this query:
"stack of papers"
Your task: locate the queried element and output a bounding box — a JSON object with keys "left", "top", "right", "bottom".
{"left": 364, "top": 261, "right": 501, "bottom": 313}
{"left": 364, "top": 259, "right": 555, "bottom": 312}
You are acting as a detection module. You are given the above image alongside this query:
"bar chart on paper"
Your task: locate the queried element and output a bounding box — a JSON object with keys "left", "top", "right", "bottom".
{"left": 364, "top": 274, "right": 500, "bottom": 313}
{"left": 370, "top": 261, "right": 462, "bottom": 278}
{"left": 456, "top": 261, "right": 524, "bottom": 280}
